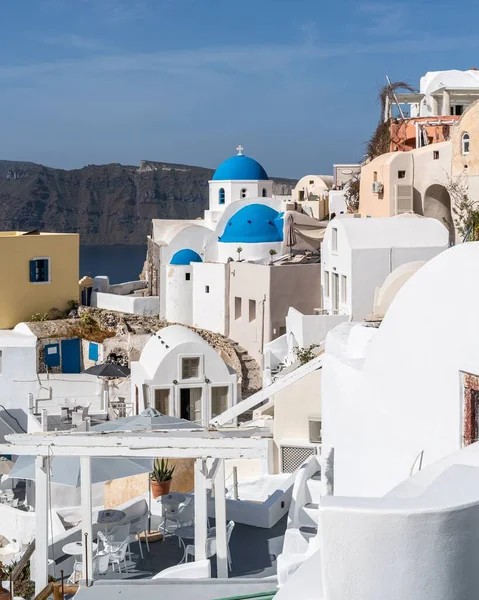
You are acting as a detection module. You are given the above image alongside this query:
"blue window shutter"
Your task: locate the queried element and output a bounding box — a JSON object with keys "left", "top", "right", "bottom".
{"left": 88, "top": 342, "right": 99, "bottom": 362}
{"left": 43, "top": 259, "right": 49, "bottom": 282}
{"left": 29, "top": 260, "right": 36, "bottom": 282}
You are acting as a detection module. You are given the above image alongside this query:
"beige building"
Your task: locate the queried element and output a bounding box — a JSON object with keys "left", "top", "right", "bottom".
{"left": 0, "top": 231, "right": 79, "bottom": 329}
{"left": 359, "top": 99, "right": 479, "bottom": 243}
{"left": 228, "top": 260, "right": 322, "bottom": 364}
{"left": 290, "top": 175, "right": 332, "bottom": 220}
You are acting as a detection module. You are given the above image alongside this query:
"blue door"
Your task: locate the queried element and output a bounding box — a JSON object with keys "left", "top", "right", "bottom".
{"left": 61, "top": 338, "right": 81, "bottom": 373}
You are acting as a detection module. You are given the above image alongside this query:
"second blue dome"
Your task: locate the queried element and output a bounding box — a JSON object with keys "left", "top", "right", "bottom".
{"left": 219, "top": 204, "right": 283, "bottom": 243}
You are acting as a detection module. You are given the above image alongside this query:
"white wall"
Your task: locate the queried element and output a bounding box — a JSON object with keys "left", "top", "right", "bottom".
{"left": 208, "top": 180, "right": 273, "bottom": 211}
{"left": 91, "top": 291, "right": 159, "bottom": 316}
{"left": 161, "top": 265, "right": 194, "bottom": 324}
{"left": 322, "top": 243, "right": 479, "bottom": 499}
{"left": 329, "top": 190, "right": 347, "bottom": 215}
{"left": 192, "top": 262, "right": 229, "bottom": 335}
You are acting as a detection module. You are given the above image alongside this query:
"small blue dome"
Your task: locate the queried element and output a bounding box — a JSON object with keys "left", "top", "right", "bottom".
{"left": 170, "top": 249, "right": 202, "bottom": 265}
{"left": 219, "top": 204, "right": 283, "bottom": 244}
{"left": 213, "top": 154, "right": 269, "bottom": 181}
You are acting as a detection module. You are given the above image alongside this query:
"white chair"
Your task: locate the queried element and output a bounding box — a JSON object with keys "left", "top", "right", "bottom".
{"left": 68, "top": 551, "right": 110, "bottom": 584}
{"left": 152, "top": 560, "right": 211, "bottom": 579}
{"left": 110, "top": 541, "right": 129, "bottom": 573}
{"left": 72, "top": 403, "right": 90, "bottom": 427}
{"left": 159, "top": 500, "right": 195, "bottom": 541}
{"left": 185, "top": 522, "right": 235, "bottom": 569}
{"left": 99, "top": 523, "right": 131, "bottom": 552}
{"left": 128, "top": 512, "right": 150, "bottom": 559}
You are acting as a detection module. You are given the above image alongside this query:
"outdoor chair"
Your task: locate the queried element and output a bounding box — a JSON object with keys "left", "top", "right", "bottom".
{"left": 72, "top": 403, "right": 90, "bottom": 428}
{"left": 110, "top": 541, "right": 129, "bottom": 573}
{"left": 159, "top": 499, "right": 194, "bottom": 542}
{"left": 98, "top": 523, "right": 130, "bottom": 552}
{"left": 68, "top": 551, "right": 110, "bottom": 584}
{"left": 184, "top": 521, "right": 235, "bottom": 569}
{"left": 128, "top": 512, "right": 150, "bottom": 559}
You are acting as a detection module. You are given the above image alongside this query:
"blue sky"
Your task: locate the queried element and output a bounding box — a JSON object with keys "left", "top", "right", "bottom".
{"left": 1, "top": 0, "right": 479, "bottom": 177}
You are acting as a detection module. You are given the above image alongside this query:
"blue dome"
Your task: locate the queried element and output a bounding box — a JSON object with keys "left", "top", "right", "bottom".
{"left": 219, "top": 204, "right": 283, "bottom": 244}
{"left": 213, "top": 154, "right": 269, "bottom": 181}
{"left": 170, "top": 249, "right": 203, "bottom": 265}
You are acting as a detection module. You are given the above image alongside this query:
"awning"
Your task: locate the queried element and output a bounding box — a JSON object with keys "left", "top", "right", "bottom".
{"left": 293, "top": 224, "right": 326, "bottom": 247}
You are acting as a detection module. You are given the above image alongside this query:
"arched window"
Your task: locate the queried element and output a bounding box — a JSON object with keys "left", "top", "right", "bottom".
{"left": 462, "top": 132, "right": 470, "bottom": 155}
{"left": 262, "top": 188, "right": 267, "bottom": 197}
{"left": 219, "top": 188, "right": 225, "bottom": 205}
{"left": 241, "top": 188, "right": 247, "bottom": 199}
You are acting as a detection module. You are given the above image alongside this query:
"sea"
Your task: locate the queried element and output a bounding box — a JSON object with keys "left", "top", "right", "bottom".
{"left": 80, "top": 245, "right": 147, "bottom": 284}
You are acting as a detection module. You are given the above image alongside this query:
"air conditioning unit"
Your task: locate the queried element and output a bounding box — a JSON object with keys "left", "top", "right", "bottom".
{"left": 309, "top": 417, "right": 322, "bottom": 444}
{"left": 280, "top": 444, "right": 318, "bottom": 473}
{"left": 372, "top": 181, "right": 384, "bottom": 194}
{"left": 394, "top": 184, "right": 414, "bottom": 214}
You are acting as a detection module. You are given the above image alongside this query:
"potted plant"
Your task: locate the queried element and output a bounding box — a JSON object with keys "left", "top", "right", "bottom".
{"left": 150, "top": 458, "right": 175, "bottom": 498}
{"left": 269, "top": 249, "right": 277, "bottom": 265}
{"left": 236, "top": 246, "right": 243, "bottom": 261}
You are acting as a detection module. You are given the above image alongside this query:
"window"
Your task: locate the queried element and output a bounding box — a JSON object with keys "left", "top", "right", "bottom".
{"left": 309, "top": 417, "right": 322, "bottom": 444}
{"left": 185, "top": 273, "right": 191, "bottom": 281}
{"left": 373, "top": 171, "right": 378, "bottom": 182}
{"left": 181, "top": 357, "right": 200, "bottom": 379}
{"left": 205, "top": 285, "right": 210, "bottom": 294}
{"left": 462, "top": 132, "right": 470, "bottom": 155}
{"left": 341, "top": 275, "right": 347, "bottom": 304}
{"left": 240, "top": 188, "right": 247, "bottom": 199}
{"left": 398, "top": 170, "right": 406, "bottom": 179}
{"left": 331, "top": 228, "right": 338, "bottom": 253}
{"left": 219, "top": 188, "right": 225, "bottom": 205}
{"left": 279, "top": 326, "right": 287, "bottom": 336}
{"left": 262, "top": 188, "right": 267, "bottom": 197}
{"left": 29, "top": 258, "right": 50, "bottom": 283}
{"left": 323, "top": 271, "right": 330, "bottom": 298}
{"left": 235, "top": 297, "right": 242, "bottom": 319}
{"left": 154, "top": 389, "right": 170, "bottom": 415}
{"left": 309, "top": 180, "right": 314, "bottom": 185}
{"left": 249, "top": 299, "right": 256, "bottom": 322}
{"left": 211, "top": 386, "right": 229, "bottom": 419}
{"left": 451, "top": 105, "right": 464, "bottom": 116}
{"left": 433, "top": 150, "right": 440, "bottom": 160}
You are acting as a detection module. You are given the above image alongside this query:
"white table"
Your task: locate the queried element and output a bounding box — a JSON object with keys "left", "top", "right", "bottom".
{"left": 97, "top": 509, "right": 126, "bottom": 533}
{"left": 62, "top": 541, "right": 98, "bottom": 557}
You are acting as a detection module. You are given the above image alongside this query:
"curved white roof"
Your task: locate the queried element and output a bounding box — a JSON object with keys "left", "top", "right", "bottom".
{"left": 334, "top": 216, "right": 449, "bottom": 249}
{"left": 421, "top": 69, "right": 479, "bottom": 95}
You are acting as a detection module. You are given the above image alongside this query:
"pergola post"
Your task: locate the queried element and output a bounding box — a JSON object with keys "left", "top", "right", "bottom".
{"left": 80, "top": 456, "right": 93, "bottom": 585}
{"left": 34, "top": 455, "right": 49, "bottom": 596}
{"left": 194, "top": 458, "right": 208, "bottom": 561}
{"left": 214, "top": 458, "right": 228, "bottom": 578}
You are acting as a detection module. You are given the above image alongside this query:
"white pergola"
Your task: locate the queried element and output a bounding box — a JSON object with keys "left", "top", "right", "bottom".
{"left": 0, "top": 428, "right": 271, "bottom": 595}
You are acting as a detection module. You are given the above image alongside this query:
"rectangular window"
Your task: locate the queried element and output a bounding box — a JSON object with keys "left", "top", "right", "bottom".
{"left": 185, "top": 273, "right": 191, "bottom": 281}
{"left": 331, "top": 228, "right": 338, "bottom": 253}
{"left": 182, "top": 357, "right": 200, "bottom": 379}
{"left": 398, "top": 170, "right": 406, "bottom": 179}
{"left": 88, "top": 342, "right": 99, "bottom": 362}
{"left": 154, "top": 389, "right": 170, "bottom": 415}
{"left": 205, "top": 285, "right": 210, "bottom": 293}
{"left": 29, "top": 258, "right": 50, "bottom": 283}
{"left": 373, "top": 171, "right": 378, "bottom": 182}
{"left": 341, "top": 275, "right": 347, "bottom": 304}
{"left": 235, "top": 297, "right": 242, "bottom": 320}
{"left": 433, "top": 150, "right": 440, "bottom": 160}
{"left": 323, "top": 271, "right": 330, "bottom": 298}
{"left": 211, "top": 386, "right": 229, "bottom": 419}
{"left": 309, "top": 180, "right": 314, "bottom": 185}
{"left": 249, "top": 299, "right": 256, "bottom": 322}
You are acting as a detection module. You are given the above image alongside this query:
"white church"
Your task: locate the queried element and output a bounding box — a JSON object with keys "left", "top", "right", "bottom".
{"left": 148, "top": 146, "right": 320, "bottom": 333}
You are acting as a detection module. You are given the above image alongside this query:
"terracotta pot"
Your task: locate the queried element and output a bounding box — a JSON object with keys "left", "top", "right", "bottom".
{"left": 0, "top": 586, "right": 10, "bottom": 600}
{"left": 151, "top": 479, "right": 172, "bottom": 498}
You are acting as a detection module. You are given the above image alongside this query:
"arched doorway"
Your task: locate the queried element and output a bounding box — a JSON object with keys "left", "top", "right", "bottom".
{"left": 423, "top": 184, "right": 454, "bottom": 242}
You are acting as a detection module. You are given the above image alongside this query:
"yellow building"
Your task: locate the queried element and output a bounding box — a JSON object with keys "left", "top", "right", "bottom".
{"left": 0, "top": 231, "right": 79, "bottom": 329}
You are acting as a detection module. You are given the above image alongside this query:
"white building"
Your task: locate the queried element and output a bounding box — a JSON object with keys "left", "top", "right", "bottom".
{"left": 131, "top": 325, "right": 238, "bottom": 425}
{"left": 321, "top": 242, "right": 479, "bottom": 499}
{"left": 398, "top": 69, "right": 479, "bottom": 117}
{"left": 321, "top": 215, "right": 449, "bottom": 322}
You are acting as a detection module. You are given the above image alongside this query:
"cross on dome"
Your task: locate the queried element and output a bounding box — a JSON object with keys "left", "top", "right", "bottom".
{"left": 236, "top": 144, "right": 244, "bottom": 156}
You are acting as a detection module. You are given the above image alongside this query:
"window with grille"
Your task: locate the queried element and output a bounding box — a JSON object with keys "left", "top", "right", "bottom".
{"left": 211, "top": 386, "right": 229, "bottom": 419}
{"left": 154, "top": 389, "right": 170, "bottom": 415}
{"left": 182, "top": 357, "right": 200, "bottom": 379}
{"left": 29, "top": 258, "right": 50, "bottom": 283}
{"left": 281, "top": 445, "right": 316, "bottom": 473}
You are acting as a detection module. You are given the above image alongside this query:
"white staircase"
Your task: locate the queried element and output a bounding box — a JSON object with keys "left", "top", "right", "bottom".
{"left": 277, "top": 455, "right": 322, "bottom": 587}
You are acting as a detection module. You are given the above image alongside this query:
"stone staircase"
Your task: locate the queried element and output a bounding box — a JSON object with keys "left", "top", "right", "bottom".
{"left": 226, "top": 340, "right": 262, "bottom": 421}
